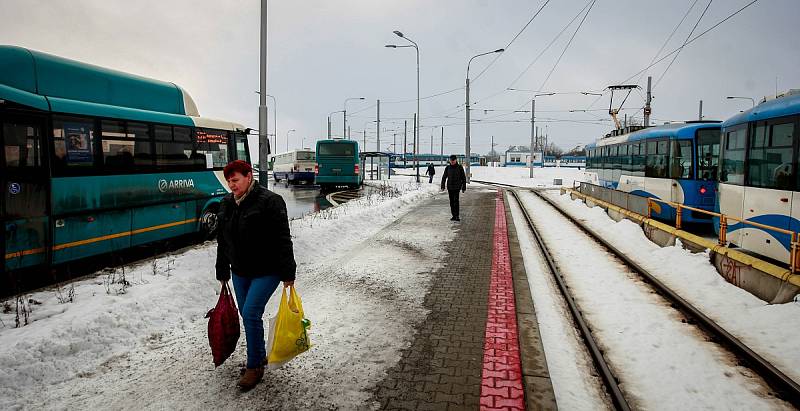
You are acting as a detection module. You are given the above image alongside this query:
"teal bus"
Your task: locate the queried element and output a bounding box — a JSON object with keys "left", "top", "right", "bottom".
{"left": 1, "top": 46, "right": 252, "bottom": 291}
{"left": 314, "top": 139, "right": 362, "bottom": 191}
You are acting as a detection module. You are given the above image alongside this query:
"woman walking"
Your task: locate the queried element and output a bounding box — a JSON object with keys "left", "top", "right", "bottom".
{"left": 215, "top": 160, "right": 296, "bottom": 390}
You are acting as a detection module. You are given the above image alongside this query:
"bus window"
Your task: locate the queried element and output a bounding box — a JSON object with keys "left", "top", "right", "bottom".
{"left": 154, "top": 125, "right": 201, "bottom": 168}
{"left": 232, "top": 132, "right": 249, "bottom": 162}
{"left": 696, "top": 129, "right": 720, "bottom": 181}
{"left": 3, "top": 123, "right": 41, "bottom": 168}
{"left": 720, "top": 127, "right": 746, "bottom": 185}
{"left": 196, "top": 129, "right": 229, "bottom": 168}
{"left": 747, "top": 121, "right": 794, "bottom": 189}
{"left": 128, "top": 122, "right": 154, "bottom": 166}
{"left": 52, "top": 116, "right": 95, "bottom": 169}
{"left": 318, "top": 143, "right": 354, "bottom": 157}
{"left": 296, "top": 151, "right": 315, "bottom": 161}
{"left": 101, "top": 120, "right": 152, "bottom": 169}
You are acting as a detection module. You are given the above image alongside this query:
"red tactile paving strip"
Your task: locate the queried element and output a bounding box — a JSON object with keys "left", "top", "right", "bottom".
{"left": 480, "top": 190, "right": 525, "bottom": 410}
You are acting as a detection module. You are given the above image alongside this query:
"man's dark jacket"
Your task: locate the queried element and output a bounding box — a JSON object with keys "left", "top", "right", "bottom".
{"left": 426, "top": 164, "right": 435, "bottom": 176}
{"left": 215, "top": 184, "right": 296, "bottom": 282}
{"left": 440, "top": 163, "right": 467, "bottom": 191}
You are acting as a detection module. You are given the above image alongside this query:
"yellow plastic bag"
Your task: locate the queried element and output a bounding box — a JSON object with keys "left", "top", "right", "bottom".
{"left": 266, "top": 285, "right": 311, "bottom": 369}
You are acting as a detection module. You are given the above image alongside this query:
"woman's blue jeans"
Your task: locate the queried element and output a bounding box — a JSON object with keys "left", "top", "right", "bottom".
{"left": 231, "top": 273, "right": 281, "bottom": 369}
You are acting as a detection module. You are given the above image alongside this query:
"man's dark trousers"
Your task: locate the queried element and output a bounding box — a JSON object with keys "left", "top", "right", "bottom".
{"left": 448, "top": 189, "right": 460, "bottom": 219}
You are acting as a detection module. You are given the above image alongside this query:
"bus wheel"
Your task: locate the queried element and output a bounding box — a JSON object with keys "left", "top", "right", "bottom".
{"left": 200, "top": 206, "right": 219, "bottom": 239}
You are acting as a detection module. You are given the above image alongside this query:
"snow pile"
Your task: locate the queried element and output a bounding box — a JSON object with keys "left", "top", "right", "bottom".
{"left": 545, "top": 191, "right": 800, "bottom": 384}
{"left": 0, "top": 182, "right": 440, "bottom": 408}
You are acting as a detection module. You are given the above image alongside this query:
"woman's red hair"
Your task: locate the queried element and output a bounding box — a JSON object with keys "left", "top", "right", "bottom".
{"left": 223, "top": 160, "right": 253, "bottom": 179}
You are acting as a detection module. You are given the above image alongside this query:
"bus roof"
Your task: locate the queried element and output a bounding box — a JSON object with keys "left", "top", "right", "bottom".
{"left": 586, "top": 122, "right": 721, "bottom": 149}
{"left": 722, "top": 90, "right": 800, "bottom": 128}
{"left": 0, "top": 45, "right": 243, "bottom": 131}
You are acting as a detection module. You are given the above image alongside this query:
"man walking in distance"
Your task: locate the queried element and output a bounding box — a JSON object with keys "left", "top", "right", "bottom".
{"left": 440, "top": 155, "right": 466, "bottom": 221}
{"left": 425, "top": 163, "right": 436, "bottom": 184}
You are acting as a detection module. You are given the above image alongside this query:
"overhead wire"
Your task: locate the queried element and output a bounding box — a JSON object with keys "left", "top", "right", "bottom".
{"left": 653, "top": 0, "right": 713, "bottom": 88}
{"left": 634, "top": 0, "right": 700, "bottom": 86}
{"left": 538, "top": 0, "right": 597, "bottom": 92}
{"left": 470, "top": 0, "right": 551, "bottom": 83}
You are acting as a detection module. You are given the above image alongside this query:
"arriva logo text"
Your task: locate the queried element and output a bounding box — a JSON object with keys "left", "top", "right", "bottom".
{"left": 158, "top": 179, "right": 195, "bottom": 193}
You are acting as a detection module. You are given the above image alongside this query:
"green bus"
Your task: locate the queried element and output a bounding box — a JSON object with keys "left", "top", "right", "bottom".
{"left": 1, "top": 46, "right": 252, "bottom": 290}
{"left": 315, "top": 139, "right": 362, "bottom": 191}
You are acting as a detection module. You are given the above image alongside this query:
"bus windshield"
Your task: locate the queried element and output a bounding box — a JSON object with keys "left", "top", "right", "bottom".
{"left": 318, "top": 143, "right": 354, "bottom": 157}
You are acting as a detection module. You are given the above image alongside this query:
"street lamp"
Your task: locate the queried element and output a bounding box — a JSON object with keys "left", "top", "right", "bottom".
{"left": 386, "top": 30, "right": 421, "bottom": 183}
{"left": 286, "top": 129, "right": 295, "bottom": 152}
{"left": 465, "top": 48, "right": 504, "bottom": 183}
{"left": 328, "top": 110, "right": 344, "bottom": 138}
{"left": 343, "top": 97, "right": 365, "bottom": 140}
{"left": 726, "top": 96, "right": 755, "bottom": 108}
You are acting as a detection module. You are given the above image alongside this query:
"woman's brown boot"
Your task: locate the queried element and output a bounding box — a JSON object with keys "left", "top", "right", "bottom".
{"left": 237, "top": 367, "right": 264, "bottom": 391}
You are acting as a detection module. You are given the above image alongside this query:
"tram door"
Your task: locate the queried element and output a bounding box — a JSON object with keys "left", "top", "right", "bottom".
{"left": 1, "top": 114, "right": 49, "bottom": 280}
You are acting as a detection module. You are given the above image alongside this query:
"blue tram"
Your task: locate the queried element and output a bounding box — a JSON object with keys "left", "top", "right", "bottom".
{"left": 585, "top": 122, "right": 721, "bottom": 223}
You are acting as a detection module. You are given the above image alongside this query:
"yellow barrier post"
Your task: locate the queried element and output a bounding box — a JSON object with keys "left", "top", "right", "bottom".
{"left": 719, "top": 215, "right": 728, "bottom": 246}
{"left": 675, "top": 204, "right": 682, "bottom": 230}
{"left": 791, "top": 233, "right": 799, "bottom": 274}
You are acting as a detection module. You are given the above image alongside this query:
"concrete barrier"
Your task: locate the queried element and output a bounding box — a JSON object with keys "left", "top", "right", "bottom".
{"left": 566, "top": 187, "right": 800, "bottom": 303}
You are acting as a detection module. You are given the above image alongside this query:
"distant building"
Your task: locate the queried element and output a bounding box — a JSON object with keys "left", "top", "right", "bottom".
{"left": 504, "top": 145, "right": 543, "bottom": 166}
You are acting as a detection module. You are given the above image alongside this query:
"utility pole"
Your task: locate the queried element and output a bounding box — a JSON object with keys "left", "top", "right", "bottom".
{"left": 403, "top": 120, "right": 407, "bottom": 167}
{"left": 529, "top": 99, "right": 535, "bottom": 178}
{"left": 698, "top": 100, "right": 704, "bottom": 121}
{"left": 376, "top": 99, "right": 381, "bottom": 152}
{"left": 430, "top": 128, "right": 434, "bottom": 155}
{"left": 327, "top": 116, "right": 331, "bottom": 139}
{"left": 491, "top": 135, "right": 495, "bottom": 166}
{"left": 363, "top": 130, "right": 366, "bottom": 150}
{"left": 644, "top": 75, "right": 652, "bottom": 127}
{"left": 348, "top": 125, "right": 351, "bottom": 140}
{"left": 440, "top": 126, "right": 444, "bottom": 166}
{"left": 258, "top": 0, "right": 269, "bottom": 186}
{"left": 414, "top": 113, "right": 419, "bottom": 182}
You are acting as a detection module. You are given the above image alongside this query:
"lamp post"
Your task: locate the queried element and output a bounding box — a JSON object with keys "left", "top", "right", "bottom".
{"left": 328, "top": 110, "right": 343, "bottom": 138}
{"left": 465, "top": 48, "right": 504, "bottom": 183}
{"left": 343, "top": 97, "right": 365, "bottom": 141}
{"left": 386, "top": 30, "right": 421, "bottom": 182}
{"left": 726, "top": 96, "right": 755, "bottom": 108}
{"left": 286, "top": 129, "right": 295, "bottom": 152}
{"left": 267, "top": 94, "right": 277, "bottom": 156}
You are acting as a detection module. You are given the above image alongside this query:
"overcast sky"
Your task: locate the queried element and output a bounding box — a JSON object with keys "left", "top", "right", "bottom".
{"left": 3, "top": 0, "right": 799, "bottom": 161}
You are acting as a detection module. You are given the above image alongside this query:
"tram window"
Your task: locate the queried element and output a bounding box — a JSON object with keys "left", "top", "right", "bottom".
{"left": 720, "top": 128, "right": 746, "bottom": 184}
{"left": 52, "top": 116, "right": 95, "bottom": 168}
{"left": 696, "top": 129, "right": 720, "bottom": 181}
{"left": 747, "top": 121, "right": 794, "bottom": 189}
{"left": 3, "top": 123, "right": 41, "bottom": 168}
{"left": 669, "top": 140, "right": 692, "bottom": 179}
{"left": 646, "top": 140, "right": 669, "bottom": 178}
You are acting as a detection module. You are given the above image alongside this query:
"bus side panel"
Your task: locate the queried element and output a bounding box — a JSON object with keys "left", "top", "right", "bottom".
{"left": 131, "top": 202, "right": 189, "bottom": 246}
{"left": 4, "top": 216, "right": 48, "bottom": 270}
{"left": 53, "top": 210, "right": 132, "bottom": 264}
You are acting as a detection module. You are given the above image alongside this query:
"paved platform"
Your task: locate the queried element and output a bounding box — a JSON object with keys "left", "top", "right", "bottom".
{"left": 373, "top": 188, "right": 555, "bottom": 410}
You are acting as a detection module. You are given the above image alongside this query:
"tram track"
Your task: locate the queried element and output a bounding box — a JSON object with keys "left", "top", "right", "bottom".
{"left": 504, "top": 186, "right": 800, "bottom": 409}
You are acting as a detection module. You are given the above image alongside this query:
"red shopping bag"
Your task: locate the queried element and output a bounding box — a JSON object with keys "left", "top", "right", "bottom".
{"left": 206, "top": 282, "right": 240, "bottom": 367}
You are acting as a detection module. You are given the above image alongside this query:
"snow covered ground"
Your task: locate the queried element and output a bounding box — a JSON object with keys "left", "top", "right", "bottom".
{"left": 392, "top": 164, "right": 587, "bottom": 189}
{"left": 515, "top": 190, "right": 789, "bottom": 410}
{"left": 507, "top": 195, "right": 611, "bottom": 410}
{"left": 542, "top": 190, "right": 800, "bottom": 387}
{"left": 471, "top": 165, "right": 586, "bottom": 188}
{"left": 0, "top": 182, "right": 453, "bottom": 409}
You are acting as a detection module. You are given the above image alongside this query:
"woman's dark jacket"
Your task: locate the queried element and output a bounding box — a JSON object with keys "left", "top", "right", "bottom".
{"left": 215, "top": 184, "right": 296, "bottom": 282}
{"left": 440, "top": 163, "right": 467, "bottom": 191}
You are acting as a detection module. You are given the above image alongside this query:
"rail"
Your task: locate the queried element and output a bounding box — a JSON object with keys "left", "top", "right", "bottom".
{"left": 574, "top": 182, "right": 800, "bottom": 273}
{"left": 507, "top": 190, "right": 631, "bottom": 410}
{"left": 517, "top": 187, "right": 800, "bottom": 408}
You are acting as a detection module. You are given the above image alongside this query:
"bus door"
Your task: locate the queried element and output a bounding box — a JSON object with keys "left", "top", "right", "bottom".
{"left": 2, "top": 114, "right": 49, "bottom": 277}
